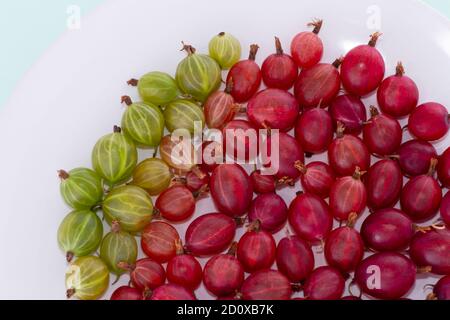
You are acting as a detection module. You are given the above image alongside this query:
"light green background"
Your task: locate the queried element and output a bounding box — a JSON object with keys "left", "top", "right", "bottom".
{"left": 1, "top": 0, "right": 449, "bottom": 108}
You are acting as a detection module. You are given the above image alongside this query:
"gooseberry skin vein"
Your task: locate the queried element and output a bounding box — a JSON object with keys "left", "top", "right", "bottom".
{"left": 163, "top": 99, "right": 205, "bottom": 134}
{"left": 102, "top": 185, "right": 154, "bottom": 233}
{"left": 176, "top": 45, "right": 222, "bottom": 102}
{"left": 57, "top": 210, "right": 103, "bottom": 260}
{"left": 92, "top": 128, "right": 137, "bottom": 186}
{"left": 136, "top": 71, "right": 181, "bottom": 106}
{"left": 209, "top": 32, "right": 242, "bottom": 70}
{"left": 121, "top": 101, "right": 165, "bottom": 148}
{"left": 65, "top": 256, "right": 110, "bottom": 300}
{"left": 100, "top": 228, "right": 138, "bottom": 275}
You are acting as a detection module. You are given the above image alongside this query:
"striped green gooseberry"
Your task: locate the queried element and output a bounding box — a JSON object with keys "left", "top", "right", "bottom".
{"left": 92, "top": 126, "right": 137, "bottom": 186}
{"left": 128, "top": 71, "right": 181, "bottom": 106}
{"left": 175, "top": 43, "right": 222, "bottom": 102}
{"left": 120, "top": 96, "right": 165, "bottom": 148}
{"left": 102, "top": 185, "right": 154, "bottom": 233}
{"left": 132, "top": 158, "right": 173, "bottom": 196}
{"left": 58, "top": 168, "right": 103, "bottom": 209}
{"left": 66, "top": 256, "right": 109, "bottom": 300}
{"left": 57, "top": 209, "right": 103, "bottom": 262}
{"left": 209, "top": 32, "right": 242, "bottom": 70}
{"left": 100, "top": 221, "right": 138, "bottom": 275}
{"left": 163, "top": 99, "right": 205, "bottom": 135}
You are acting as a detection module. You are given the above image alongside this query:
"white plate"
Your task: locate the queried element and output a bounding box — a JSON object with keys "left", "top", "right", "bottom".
{"left": 0, "top": 0, "right": 449, "bottom": 300}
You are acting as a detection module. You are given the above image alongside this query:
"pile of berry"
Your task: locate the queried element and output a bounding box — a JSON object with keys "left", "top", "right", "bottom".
{"left": 58, "top": 20, "right": 450, "bottom": 300}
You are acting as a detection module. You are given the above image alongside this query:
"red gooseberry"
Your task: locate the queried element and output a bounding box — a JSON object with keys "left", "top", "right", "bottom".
{"left": 118, "top": 258, "right": 165, "bottom": 291}
{"left": 328, "top": 122, "right": 370, "bottom": 177}
{"left": 250, "top": 170, "right": 276, "bottom": 194}
{"left": 185, "top": 168, "right": 209, "bottom": 193}
{"left": 261, "top": 37, "right": 298, "bottom": 90}
{"left": 363, "top": 106, "right": 402, "bottom": 156}
{"left": 295, "top": 107, "right": 334, "bottom": 154}
{"left": 288, "top": 192, "right": 333, "bottom": 243}
{"left": 303, "top": 266, "right": 345, "bottom": 300}
{"left": 355, "top": 252, "right": 416, "bottom": 300}
{"left": 141, "top": 221, "right": 180, "bottom": 263}
{"left": 361, "top": 208, "right": 414, "bottom": 252}
{"left": 365, "top": 159, "right": 403, "bottom": 210}
{"left": 409, "top": 227, "right": 450, "bottom": 275}
{"left": 428, "top": 276, "right": 450, "bottom": 300}
{"left": 290, "top": 19, "right": 324, "bottom": 69}
{"left": 203, "top": 242, "right": 245, "bottom": 297}
{"left": 184, "top": 213, "right": 236, "bottom": 257}
{"left": 226, "top": 44, "right": 262, "bottom": 103}
{"left": 204, "top": 81, "right": 240, "bottom": 129}
{"left": 324, "top": 224, "right": 364, "bottom": 273}
{"left": 294, "top": 58, "right": 342, "bottom": 109}
{"left": 223, "top": 119, "right": 258, "bottom": 162}
{"left": 297, "top": 161, "right": 336, "bottom": 199}
{"left": 441, "top": 191, "right": 450, "bottom": 226}
{"left": 110, "top": 286, "right": 145, "bottom": 300}
{"left": 329, "top": 94, "right": 367, "bottom": 135}
{"left": 400, "top": 159, "right": 442, "bottom": 222}
{"left": 247, "top": 88, "right": 299, "bottom": 132}
{"left": 408, "top": 102, "right": 449, "bottom": 142}
{"left": 210, "top": 164, "right": 253, "bottom": 217}
{"left": 341, "top": 32, "right": 385, "bottom": 96}
{"left": 248, "top": 193, "right": 288, "bottom": 233}
{"left": 155, "top": 185, "right": 196, "bottom": 222}
{"left": 241, "top": 269, "right": 292, "bottom": 300}
{"left": 166, "top": 240, "right": 203, "bottom": 290}
{"left": 438, "top": 147, "right": 450, "bottom": 188}
{"left": 377, "top": 62, "right": 419, "bottom": 118}
{"left": 265, "top": 132, "right": 305, "bottom": 183}
{"left": 396, "top": 139, "right": 437, "bottom": 177}
{"left": 276, "top": 236, "right": 314, "bottom": 283}
{"left": 329, "top": 167, "right": 367, "bottom": 222}
{"left": 150, "top": 284, "right": 196, "bottom": 300}
{"left": 237, "top": 220, "right": 276, "bottom": 273}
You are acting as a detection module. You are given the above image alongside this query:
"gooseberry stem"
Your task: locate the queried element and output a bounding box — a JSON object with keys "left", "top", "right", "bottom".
{"left": 127, "top": 79, "right": 138, "bottom": 86}
{"left": 428, "top": 159, "right": 438, "bottom": 176}
{"left": 248, "top": 44, "right": 259, "bottom": 61}
{"left": 336, "top": 122, "right": 346, "bottom": 138}
{"left": 113, "top": 125, "right": 122, "bottom": 133}
{"left": 307, "top": 19, "right": 323, "bottom": 34}
{"left": 332, "top": 57, "right": 343, "bottom": 68}
{"left": 181, "top": 42, "right": 196, "bottom": 55}
{"left": 66, "top": 288, "right": 75, "bottom": 299}
{"left": 121, "top": 95, "right": 133, "bottom": 106}
{"left": 66, "top": 252, "right": 74, "bottom": 263}
{"left": 396, "top": 62, "right": 405, "bottom": 76}
{"left": 58, "top": 170, "right": 70, "bottom": 180}
{"left": 275, "top": 37, "right": 283, "bottom": 55}
{"left": 227, "top": 242, "right": 238, "bottom": 256}
{"left": 368, "top": 32, "right": 382, "bottom": 47}
{"left": 369, "top": 106, "right": 380, "bottom": 117}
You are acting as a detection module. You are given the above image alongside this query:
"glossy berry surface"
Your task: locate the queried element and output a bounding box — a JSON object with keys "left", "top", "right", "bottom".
{"left": 261, "top": 37, "right": 298, "bottom": 90}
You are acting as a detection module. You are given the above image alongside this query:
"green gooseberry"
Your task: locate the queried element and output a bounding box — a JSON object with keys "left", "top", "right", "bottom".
{"left": 65, "top": 256, "right": 109, "bottom": 300}
{"left": 92, "top": 126, "right": 137, "bottom": 186}
{"left": 131, "top": 158, "right": 173, "bottom": 196}
{"left": 209, "top": 32, "right": 242, "bottom": 70}
{"left": 128, "top": 71, "right": 181, "bottom": 106}
{"left": 57, "top": 210, "right": 103, "bottom": 262}
{"left": 102, "top": 185, "right": 153, "bottom": 233}
{"left": 120, "top": 96, "right": 165, "bottom": 148}
{"left": 175, "top": 43, "right": 222, "bottom": 102}
{"left": 58, "top": 168, "right": 103, "bottom": 209}
{"left": 163, "top": 99, "right": 205, "bottom": 135}
{"left": 99, "top": 222, "right": 138, "bottom": 275}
